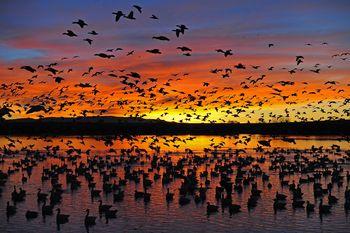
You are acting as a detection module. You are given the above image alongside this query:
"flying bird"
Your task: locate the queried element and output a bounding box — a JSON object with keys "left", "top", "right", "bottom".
{"left": 124, "top": 11, "right": 136, "bottom": 20}
{"left": 112, "top": 11, "right": 124, "bottom": 22}
{"left": 83, "top": 38, "right": 93, "bottom": 45}
{"left": 73, "top": 19, "right": 88, "bottom": 28}
{"left": 133, "top": 5, "right": 142, "bottom": 13}
{"left": 54, "top": 77, "right": 65, "bottom": 83}
{"left": 152, "top": 36, "right": 170, "bottom": 41}
{"left": 177, "top": 46, "right": 192, "bottom": 52}
{"left": 216, "top": 49, "right": 233, "bottom": 57}
{"left": 21, "top": 66, "right": 36, "bottom": 73}
{"left": 94, "top": 53, "right": 115, "bottom": 59}
{"left": 63, "top": 30, "right": 77, "bottom": 37}
{"left": 146, "top": 49, "right": 161, "bottom": 54}
{"left": 88, "top": 30, "right": 98, "bottom": 35}
{"left": 26, "top": 105, "right": 47, "bottom": 114}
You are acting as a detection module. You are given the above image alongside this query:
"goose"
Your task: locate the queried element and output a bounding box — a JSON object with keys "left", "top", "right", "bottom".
{"left": 229, "top": 204, "right": 241, "bottom": 215}
{"left": 319, "top": 199, "right": 331, "bottom": 214}
{"left": 179, "top": 196, "right": 190, "bottom": 206}
{"left": 134, "top": 190, "right": 144, "bottom": 199}
{"left": 105, "top": 208, "right": 118, "bottom": 219}
{"left": 6, "top": 201, "right": 16, "bottom": 216}
{"left": 26, "top": 210, "right": 39, "bottom": 219}
{"left": 91, "top": 188, "right": 101, "bottom": 198}
{"left": 56, "top": 208, "right": 69, "bottom": 225}
{"left": 292, "top": 199, "right": 305, "bottom": 208}
{"left": 275, "top": 192, "right": 287, "bottom": 201}
{"left": 345, "top": 200, "right": 350, "bottom": 211}
{"left": 42, "top": 200, "right": 54, "bottom": 216}
{"left": 166, "top": 188, "right": 174, "bottom": 202}
{"left": 306, "top": 201, "right": 315, "bottom": 213}
{"left": 84, "top": 209, "right": 96, "bottom": 227}
{"left": 144, "top": 190, "right": 151, "bottom": 203}
{"left": 113, "top": 190, "right": 124, "bottom": 202}
{"left": 207, "top": 202, "right": 219, "bottom": 214}
{"left": 273, "top": 199, "right": 287, "bottom": 211}
{"left": 37, "top": 188, "right": 48, "bottom": 202}
{"left": 247, "top": 196, "right": 258, "bottom": 209}
{"left": 21, "top": 174, "right": 27, "bottom": 183}
{"left": 328, "top": 193, "right": 338, "bottom": 205}
{"left": 98, "top": 200, "right": 112, "bottom": 215}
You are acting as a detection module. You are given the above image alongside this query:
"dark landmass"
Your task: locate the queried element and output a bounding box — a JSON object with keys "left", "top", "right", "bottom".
{"left": 0, "top": 117, "right": 349, "bottom": 136}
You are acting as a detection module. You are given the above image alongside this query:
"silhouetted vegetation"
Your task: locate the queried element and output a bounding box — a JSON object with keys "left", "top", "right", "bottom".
{"left": 0, "top": 117, "right": 349, "bottom": 135}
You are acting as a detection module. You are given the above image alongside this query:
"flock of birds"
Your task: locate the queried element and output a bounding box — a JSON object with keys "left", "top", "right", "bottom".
{"left": 0, "top": 4, "right": 349, "bottom": 231}
{"left": 0, "top": 135, "right": 350, "bottom": 231}
{"left": 0, "top": 4, "right": 349, "bottom": 123}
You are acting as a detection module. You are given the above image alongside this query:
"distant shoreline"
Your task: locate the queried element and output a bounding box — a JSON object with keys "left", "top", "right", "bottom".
{"left": 0, "top": 117, "right": 349, "bottom": 136}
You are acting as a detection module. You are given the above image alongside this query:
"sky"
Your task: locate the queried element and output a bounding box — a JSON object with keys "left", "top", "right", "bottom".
{"left": 0, "top": 0, "right": 349, "bottom": 123}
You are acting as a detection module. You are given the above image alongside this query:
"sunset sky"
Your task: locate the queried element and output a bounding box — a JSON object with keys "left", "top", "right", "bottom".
{"left": 0, "top": 0, "right": 349, "bottom": 123}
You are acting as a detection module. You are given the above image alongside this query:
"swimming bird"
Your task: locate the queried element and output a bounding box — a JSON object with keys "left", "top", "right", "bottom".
{"left": 207, "top": 202, "right": 219, "bottom": 214}
{"left": 6, "top": 202, "right": 16, "bottom": 216}
{"left": 84, "top": 209, "right": 96, "bottom": 227}
{"left": 56, "top": 208, "right": 69, "bottom": 225}
{"left": 26, "top": 210, "right": 39, "bottom": 219}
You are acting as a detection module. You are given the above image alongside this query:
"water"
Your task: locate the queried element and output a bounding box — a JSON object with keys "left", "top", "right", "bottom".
{"left": 0, "top": 135, "right": 350, "bottom": 233}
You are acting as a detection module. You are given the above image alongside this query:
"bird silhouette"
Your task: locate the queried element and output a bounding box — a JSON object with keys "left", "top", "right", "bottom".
{"left": 124, "top": 11, "right": 136, "bottom": 20}
{"left": 63, "top": 30, "right": 77, "bottom": 37}
{"left": 73, "top": 19, "right": 88, "bottom": 28}
{"left": 112, "top": 11, "right": 124, "bottom": 22}
{"left": 133, "top": 5, "right": 142, "bottom": 13}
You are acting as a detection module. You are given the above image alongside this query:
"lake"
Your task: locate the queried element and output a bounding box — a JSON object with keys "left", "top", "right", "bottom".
{"left": 0, "top": 135, "right": 349, "bottom": 233}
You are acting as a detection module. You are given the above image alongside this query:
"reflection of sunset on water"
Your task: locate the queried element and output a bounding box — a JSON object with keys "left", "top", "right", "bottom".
{"left": 1, "top": 135, "right": 349, "bottom": 153}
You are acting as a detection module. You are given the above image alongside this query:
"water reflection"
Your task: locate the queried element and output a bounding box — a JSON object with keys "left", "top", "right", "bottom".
{"left": 0, "top": 135, "right": 349, "bottom": 233}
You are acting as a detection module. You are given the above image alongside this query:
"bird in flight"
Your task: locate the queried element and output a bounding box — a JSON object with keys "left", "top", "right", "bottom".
{"left": 216, "top": 49, "right": 233, "bottom": 57}
{"left": 88, "top": 30, "right": 98, "bottom": 35}
{"left": 152, "top": 36, "right": 170, "bottom": 41}
{"left": 146, "top": 49, "right": 161, "bottom": 54}
{"left": 83, "top": 38, "right": 93, "bottom": 45}
{"left": 133, "top": 5, "right": 142, "bottom": 13}
{"left": 112, "top": 11, "right": 124, "bottom": 22}
{"left": 173, "top": 24, "right": 188, "bottom": 37}
{"left": 94, "top": 53, "right": 115, "bottom": 59}
{"left": 63, "top": 30, "right": 77, "bottom": 37}
{"left": 73, "top": 19, "right": 88, "bottom": 28}
{"left": 21, "top": 66, "right": 36, "bottom": 73}
{"left": 124, "top": 11, "right": 136, "bottom": 20}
